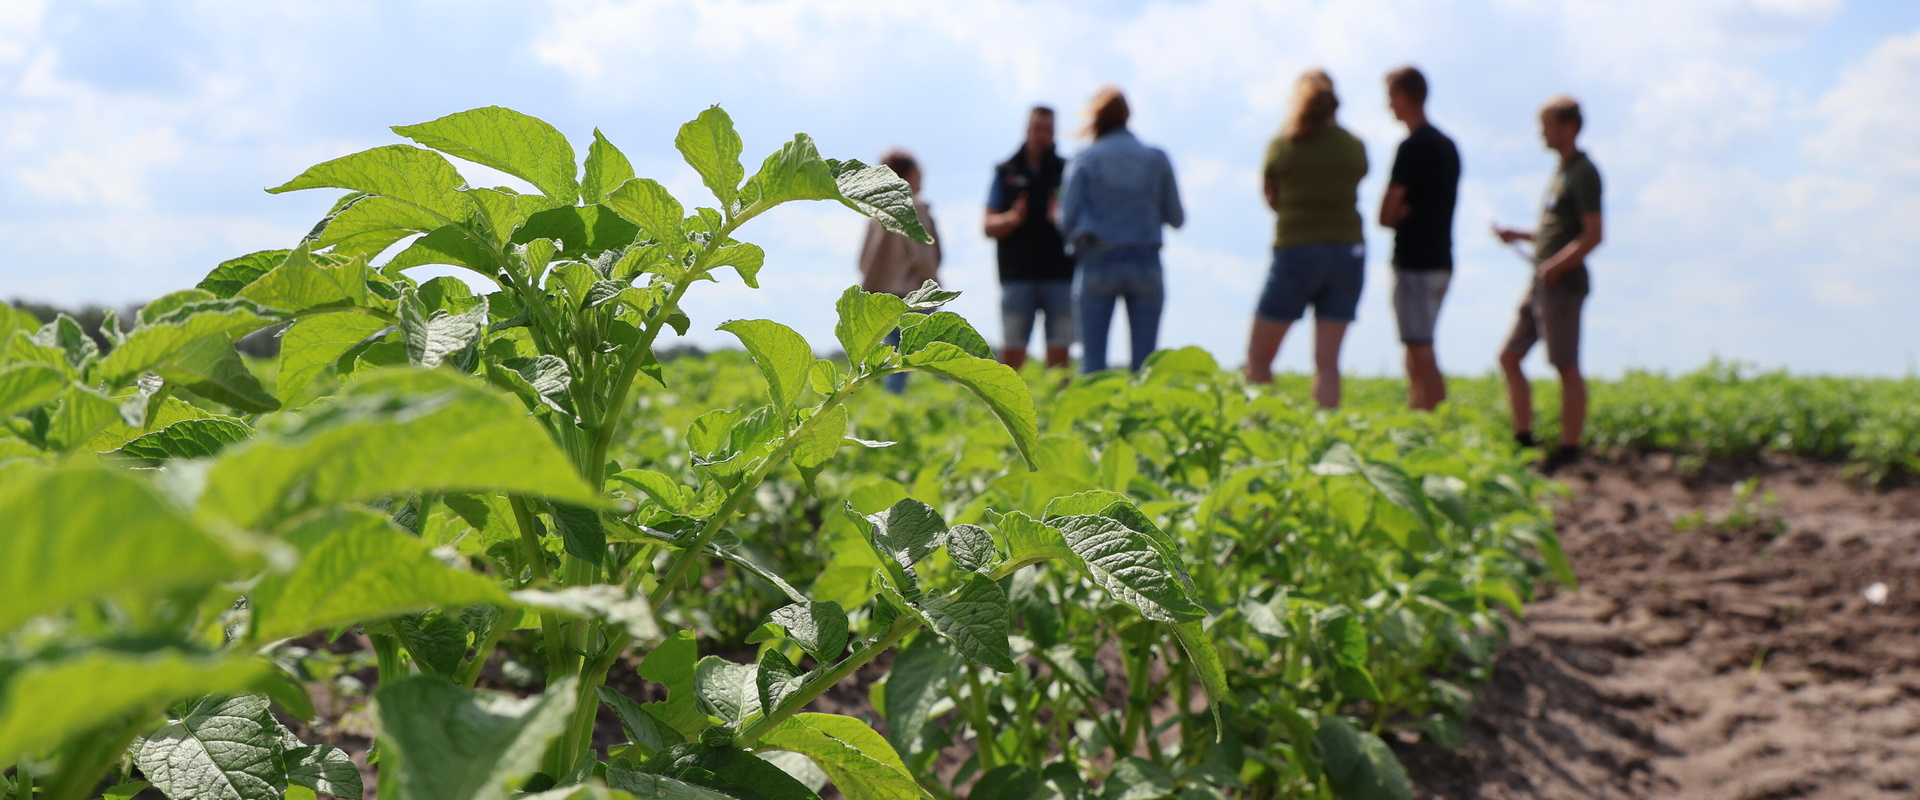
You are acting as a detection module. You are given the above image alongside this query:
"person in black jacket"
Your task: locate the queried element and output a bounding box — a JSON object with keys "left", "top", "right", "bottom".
{"left": 1378, "top": 66, "right": 1461, "bottom": 411}
{"left": 984, "top": 106, "right": 1075, "bottom": 371}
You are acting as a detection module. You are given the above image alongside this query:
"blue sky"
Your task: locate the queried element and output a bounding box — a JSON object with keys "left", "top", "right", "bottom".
{"left": 3, "top": 0, "right": 1916, "bottom": 376}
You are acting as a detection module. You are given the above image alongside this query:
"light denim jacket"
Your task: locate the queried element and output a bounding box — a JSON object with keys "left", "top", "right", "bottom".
{"left": 1059, "top": 129, "right": 1185, "bottom": 251}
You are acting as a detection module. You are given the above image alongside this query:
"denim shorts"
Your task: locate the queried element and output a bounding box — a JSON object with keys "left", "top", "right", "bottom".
{"left": 1001, "top": 279, "right": 1075, "bottom": 349}
{"left": 1255, "top": 243, "right": 1365, "bottom": 323}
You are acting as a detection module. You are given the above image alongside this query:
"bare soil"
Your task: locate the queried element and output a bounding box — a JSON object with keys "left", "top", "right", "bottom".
{"left": 1395, "top": 455, "right": 1920, "bottom": 800}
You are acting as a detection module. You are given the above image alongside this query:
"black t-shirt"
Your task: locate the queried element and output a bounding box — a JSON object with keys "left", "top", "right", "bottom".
{"left": 987, "top": 146, "right": 1074, "bottom": 283}
{"left": 1387, "top": 124, "right": 1461, "bottom": 271}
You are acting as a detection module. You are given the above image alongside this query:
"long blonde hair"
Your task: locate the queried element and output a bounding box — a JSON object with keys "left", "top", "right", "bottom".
{"left": 1282, "top": 69, "right": 1339, "bottom": 141}
{"left": 1083, "top": 85, "right": 1130, "bottom": 138}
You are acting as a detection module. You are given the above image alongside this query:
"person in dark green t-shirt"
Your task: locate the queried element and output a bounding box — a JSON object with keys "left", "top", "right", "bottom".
{"left": 1244, "top": 69, "right": 1369, "bottom": 409}
{"left": 1492, "top": 95, "right": 1604, "bottom": 473}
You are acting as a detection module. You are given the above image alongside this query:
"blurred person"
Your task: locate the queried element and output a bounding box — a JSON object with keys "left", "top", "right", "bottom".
{"left": 985, "top": 106, "right": 1074, "bottom": 371}
{"left": 857, "top": 149, "right": 942, "bottom": 394}
{"left": 1379, "top": 65, "right": 1461, "bottom": 412}
{"left": 1059, "top": 86, "right": 1185, "bottom": 374}
{"left": 1244, "top": 69, "right": 1369, "bottom": 409}
{"left": 1492, "top": 95, "right": 1603, "bottom": 472}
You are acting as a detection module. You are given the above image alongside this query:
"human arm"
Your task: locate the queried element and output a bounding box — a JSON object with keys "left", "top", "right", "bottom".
{"left": 1540, "top": 211, "right": 1602, "bottom": 285}
{"left": 1379, "top": 184, "right": 1410, "bottom": 228}
{"left": 1159, "top": 150, "right": 1185, "bottom": 230}
{"left": 1491, "top": 223, "right": 1534, "bottom": 243}
{"left": 1058, "top": 160, "right": 1085, "bottom": 240}
{"left": 983, "top": 195, "right": 1028, "bottom": 239}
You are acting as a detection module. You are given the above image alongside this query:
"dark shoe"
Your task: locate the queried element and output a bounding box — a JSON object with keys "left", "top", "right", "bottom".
{"left": 1540, "top": 445, "right": 1582, "bottom": 474}
{"left": 1514, "top": 431, "right": 1539, "bottom": 449}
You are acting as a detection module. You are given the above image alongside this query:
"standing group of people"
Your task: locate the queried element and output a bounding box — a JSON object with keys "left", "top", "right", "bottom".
{"left": 856, "top": 67, "right": 1603, "bottom": 468}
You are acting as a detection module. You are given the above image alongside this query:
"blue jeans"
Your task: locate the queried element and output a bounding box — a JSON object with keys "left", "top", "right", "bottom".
{"left": 1255, "top": 243, "right": 1365, "bottom": 323}
{"left": 1001, "top": 280, "right": 1076, "bottom": 350}
{"left": 882, "top": 328, "right": 908, "bottom": 394}
{"left": 1073, "top": 247, "right": 1164, "bottom": 373}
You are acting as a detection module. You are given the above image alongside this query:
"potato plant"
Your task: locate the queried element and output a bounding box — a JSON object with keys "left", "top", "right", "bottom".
{"left": 0, "top": 107, "right": 1227, "bottom": 800}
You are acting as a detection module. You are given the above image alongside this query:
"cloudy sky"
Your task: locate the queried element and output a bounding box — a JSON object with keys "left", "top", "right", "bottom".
{"left": 2, "top": 0, "right": 1916, "bottom": 376}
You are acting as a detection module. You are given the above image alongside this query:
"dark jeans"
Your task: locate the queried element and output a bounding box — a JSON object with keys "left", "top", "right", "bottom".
{"left": 1073, "top": 246, "right": 1164, "bottom": 373}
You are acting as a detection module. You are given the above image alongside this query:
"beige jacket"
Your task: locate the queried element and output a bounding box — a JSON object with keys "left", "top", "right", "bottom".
{"left": 857, "top": 199, "right": 941, "bottom": 297}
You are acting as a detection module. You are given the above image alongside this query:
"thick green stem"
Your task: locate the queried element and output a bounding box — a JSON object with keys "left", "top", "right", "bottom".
{"left": 41, "top": 724, "right": 141, "bottom": 800}
{"left": 964, "top": 668, "right": 999, "bottom": 770}
{"left": 457, "top": 607, "right": 519, "bottom": 689}
{"left": 372, "top": 633, "right": 407, "bottom": 684}
{"left": 737, "top": 615, "right": 920, "bottom": 747}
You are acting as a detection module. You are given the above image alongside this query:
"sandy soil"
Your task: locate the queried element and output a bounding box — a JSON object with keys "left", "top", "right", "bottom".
{"left": 1396, "top": 455, "right": 1920, "bottom": 800}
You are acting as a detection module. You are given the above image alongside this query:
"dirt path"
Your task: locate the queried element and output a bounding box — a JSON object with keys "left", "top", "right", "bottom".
{"left": 1398, "top": 456, "right": 1920, "bottom": 800}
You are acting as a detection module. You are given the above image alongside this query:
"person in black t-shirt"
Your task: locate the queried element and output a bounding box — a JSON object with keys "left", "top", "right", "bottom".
{"left": 1378, "top": 66, "right": 1461, "bottom": 411}
{"left": 985, "top": 106, "right": 1074, "bottom": 371}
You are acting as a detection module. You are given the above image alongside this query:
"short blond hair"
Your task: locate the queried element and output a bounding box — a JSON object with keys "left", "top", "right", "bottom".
{"left": 1542, "top": 95, "right": 1583, "bottom": 133}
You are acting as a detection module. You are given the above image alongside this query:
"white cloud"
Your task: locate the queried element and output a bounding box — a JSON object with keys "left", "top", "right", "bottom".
{"left": 1806, "top": 28, "right": 1920, "bottom": 177}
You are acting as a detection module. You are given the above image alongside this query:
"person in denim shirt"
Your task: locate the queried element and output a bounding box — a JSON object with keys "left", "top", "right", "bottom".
{"left": 1059, "top": 86, "right": 1185, "bottom": 374}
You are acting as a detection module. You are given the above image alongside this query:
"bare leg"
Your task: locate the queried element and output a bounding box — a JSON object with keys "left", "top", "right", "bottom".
{"left": 1001, "top": 348, "right": 1028, "bottom": 370}
{"left": 1043, "top": 346, "right": 1071, "bottom": 370}
{"left": 1406, "top": 344, "right": 1444, "bottom": 411}
{"left": 1312, "top": 320, "right": 1348, "bottom": 409}
{"left": 1245, "top": 317, "right": 1292, "bottom": 384}
{"left": 1500, "top": 350, "right": 1532, "bottom": 436}
{"left": 1556, "top": 362, "right": 1587, "bottom": 447}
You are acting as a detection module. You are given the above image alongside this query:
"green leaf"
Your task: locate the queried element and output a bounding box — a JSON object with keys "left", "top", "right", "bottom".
{"left": 946, "top": 524, "right": 999, "bottom": 573}
{"left": 897, "top": 311, "right": 991, "bottom": 360}
{"left": 374, "top": 676, "right": 579, "bottom": 800}
{"left": 199, "top": 368, "right": 598, "bottom": 528}
{"left": 401, "top": 291, "right": 487, "bottom": 369}
{"left": 994, "top": 512, "right": 1075, "bottom": 571}
{"left": 112, "top": 418, "right": 253, "bottom": 462}
{"left": 511, "top": 585, "right": 661, "bottom": 642}
{"left": 0, "top": 465, "right": 246, "bottom": 635}
{"left": 250, "top": 507, "right": 507, "bottom": 643}
{"left": 742, "top": 135, "right": 839, "bottom": 207}
{"left": 902, "top": 343, "right": 1038, "bottom": 469}
{"left": 604, "top": 767, "right": 734, "bottom": 800}
{"left": 693, "top": 656, "right": 760, "bottom": 725}
{"left": 677, "top": 106, "right": 745, "bottom": 207}
{"left": 286, "top": 744, "right": 364, "bottom": 800}
{"left": 236, "top": 251, "right": 373, "bottom": 314}
{"left": 827, "top": 159, "right": 931, "bottom": 244}
{"left": 639, "top": 743, "right": 822, "bottom": 800}
{"left": 756, "top": 648, "right": 806, "bottom": 717}
{"left": 710, "top": 242, "right": 766, "bottom": 288}
{"left": 913, "top": 574, "right": 1016, "bottom": 673}
{"left": 597, "top": 687, "right": 685, "bottom": 755}
{"left": 511, "top": 205, "right": 641, "bottom": 259}
{"left": 279, "top": 312, "right": 391, "bottom": 399}
{"left": 0, "top": 362, "right": 62, "bottom": 418}
{"left": 791, "top": 405, "right": 847, "bottom": 475}
{"left": 549, "top": 501, "right": 607, "bottom": 565}
{"left": 1049, "top": 514, "right": 1204, "bottom": 624}
{"left": 1315, "top": 716, "right": 1412, "bottom": 800}
{"left": 46, "top": 384, "right": 119, "bottom": 451}
{"left": 133, "top": 695, "right": 287, "bottom": 800}
{"left": 393, "top": 107, "right": 579, "bottom": 203}
{"left": 719, "top": 319, "right": 812, "bottom": 412}
{"left": 757, "top": 714, "right": 929, "bottom": 800}
{"left": 1102, "top": 758, "right": 1174, "bottom": 800}
{"left": 611, "top": 468, "right": 692, "bottom": 513}
{"left": 468, "top": 188, "right": 549, "bottom": 245}
{"left": 879, "top": 634, "right": 958, "bottom": 765}
{"left": 269, "top": 144, "right": 469, "bottom": 224}
{"left": 604, "top": 178, "right": 685, "bottom": 249}
{"left": 582, "top": 129, "right": 636, "bottom": 205}
{"left": 765, "top": 602, "right": 849, "bottom": 662}
{"left": 853, "top": 498, "right": 948, "bottom": 582}
{"left": 386, "top": 226, "right": 498, "bottom": 275}
{"left": 310, "top": 194, "right": 443, "bottom": 260}
{"left": 199, "top": 250, "right": 291, "bottom": 298}
{"left": 156, "top": 337, "right": 281, "bottom": 414}
{"left": 1172, "top": 620, "right": 1230, "bottom": 734}
{"left": 34, "top": 314, "right": 98, "bottom": 371}
{"left": 638, "top": 631, "right": 707, "bottom": 738}
{"left": 98, "top": 298, "right": 280, "bottom": 384}
{"left": 0, "top": 652, "right": 272, "bottom": 763}
{"left": 900, "top": 281, "right": 961, "bottom": 310}
{"left": 832, "top": 287, "right": 906, "bottom": 369}
{"left": 396, "top": 612, "right": 471, "bottom": 676}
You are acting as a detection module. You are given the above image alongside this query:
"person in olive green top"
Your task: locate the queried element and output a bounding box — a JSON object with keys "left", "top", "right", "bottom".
{"left": 1493, "top": 95, "right": 1604, "bottom": 473}
{"left": 1245, "top": 69, "right": 1369, "bottom": 410}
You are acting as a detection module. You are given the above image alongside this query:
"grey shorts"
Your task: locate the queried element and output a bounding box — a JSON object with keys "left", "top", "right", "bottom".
{"left": 1502, "top": 276, "right": 1587, "bottom": 368}
{"left": 1392, "top": 269, "right": 1450, "bottom": 345}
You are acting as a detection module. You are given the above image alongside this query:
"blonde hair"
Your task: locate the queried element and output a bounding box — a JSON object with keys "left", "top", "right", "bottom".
{"left": 1283, "top": 69, "right": 1339, "bottom": 142}
{"left": 1541, "top": 94, "right": 1583, "bottom": 133}
{"left": 1084, "top": 85, "right": 1130, "bottom": 138}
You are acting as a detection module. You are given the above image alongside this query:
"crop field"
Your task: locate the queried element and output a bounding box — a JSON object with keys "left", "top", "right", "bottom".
{"left": 2, "top": 108, "right": 1915, "bottom": 800}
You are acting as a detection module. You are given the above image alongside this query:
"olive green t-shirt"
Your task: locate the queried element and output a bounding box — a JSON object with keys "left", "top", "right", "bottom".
{"left": 1534, "top": 151, "right": 1602, "bottom": 294}
{"left": 1263, "top": 125, "right": 1369, "bottom": 248}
